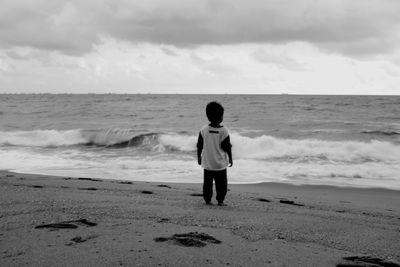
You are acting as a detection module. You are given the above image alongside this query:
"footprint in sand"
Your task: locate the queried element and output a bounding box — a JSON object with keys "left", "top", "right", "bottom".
{"left": 279, "top": 199, "right": 305, "bottom": 206}
{"left": 28, "top": 185, "right": 44, "bottom": 188}
{"left": 79, "top": 187, "right": 98, "bottom": 191}
{"left": 256, "top": 198, "right": 271, "bottom": 202}
{"left": 157, "top": 218, "right": 169, "bottom": 223}
{"left": 337, "top": 256, "right": 400, "bottom": 267}
{"left": 154, "top": 232, "right": 221, "bottom": 247}
{"left": 35, "top": 219, "right": 97, "bottom": 230}
{"left": 78, "top": 178, "right": 102, "bottom": 182}
{"left": 157, "top": 184, "right": 172, "bottom": 189}
{"left": 66, "top": 235, "right": 98, "bottom": 246}
{"left": 116, "top": 181, "right": 133, "bottom": 185}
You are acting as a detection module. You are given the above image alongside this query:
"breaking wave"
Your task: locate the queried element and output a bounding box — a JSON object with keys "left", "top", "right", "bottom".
{"left": 230, "top": 134, "right": 400, "bottom": 164}
{"left": 1, "top": 129, "right": 399, "bottom": 165}
{"left": 0, "top": 129, "right": 159, "bottom": 148}
{"left": 0, "top": 129, "right": 87, "bottom": 147}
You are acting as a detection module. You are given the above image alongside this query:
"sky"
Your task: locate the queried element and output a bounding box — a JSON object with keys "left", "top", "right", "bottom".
{"left": 0, "top": 0, "right": 400, "bottom": 95}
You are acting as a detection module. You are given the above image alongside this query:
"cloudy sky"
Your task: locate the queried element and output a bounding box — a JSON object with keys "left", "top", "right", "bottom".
{"left": 1, "top": 0, "right": 400, "bottom": 94}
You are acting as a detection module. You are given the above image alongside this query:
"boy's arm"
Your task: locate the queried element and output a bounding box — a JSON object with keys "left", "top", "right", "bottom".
{"left": 221, "top": 136, "right": 233, "bottom": 167}
{"left": 196, "top": 132, "right": 203, "bottom": 165}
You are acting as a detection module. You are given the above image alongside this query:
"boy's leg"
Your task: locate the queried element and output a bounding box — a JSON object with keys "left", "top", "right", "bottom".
{"left": 215, "top": 169, "right": 227, "bottom": 204}
{"left": 203, "top": 169, "right": 213, "bottom": 203}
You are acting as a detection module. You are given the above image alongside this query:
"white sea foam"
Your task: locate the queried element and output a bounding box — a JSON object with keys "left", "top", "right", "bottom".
{"left": 2, "top": 148, "right": 399, "bottom": 189}
{"left": 158, "top": 134, "right": 197, "bottom": 151}
{"left": 0, "top": 129, "right": 87, "bottom": 147}
{"left": 1, "top": 129, "right": 399, "bottom": 189}
{"left": 2, "top": 129, "right": 399, "bottom": 164}
{"left": 0, "top": 128, "right": 144, "bottom": 147}
{"left": 159, "top": 133, "right": 400, "bottom": 164}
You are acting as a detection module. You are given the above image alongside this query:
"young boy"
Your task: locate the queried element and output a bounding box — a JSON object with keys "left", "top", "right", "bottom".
{"left": 197, "top": 101, "right": 233, "bottom": 206}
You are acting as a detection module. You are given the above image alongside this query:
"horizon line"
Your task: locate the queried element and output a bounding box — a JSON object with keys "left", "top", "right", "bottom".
{"left": 0, "top": 92, "right": 399, "bottom": 96}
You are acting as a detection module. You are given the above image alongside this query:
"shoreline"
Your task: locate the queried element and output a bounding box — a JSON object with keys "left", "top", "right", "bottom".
{"left": 1, "top": 170, "right": 399, "bottom": 266}
{"left": 4, "top": 169, "right": 400, "bottom": 193}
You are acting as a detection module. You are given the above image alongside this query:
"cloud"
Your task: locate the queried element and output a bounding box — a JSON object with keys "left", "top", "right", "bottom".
{"left": 252, "top": 48, "right": 305, "bottom": 71}
{"left": 380, "top": 63, "right": 400, "bottom": 77}
{"left": 190, "top": 53, "right": 237, "bottom": 75}
{"left": 161, "top": 46, "right": 180, "bottom": 56}
{"left": 0, "top": 0, "right": 99, "bottom": 55}
{"left": 2, "top": 42, "right": 400, "bottom": 94}
{"left": 5, "top": 51, "right": 27, "bottom": 60}
{"left": 0, "top": 57, "right": 14, "bottom": 73}
{"left": 0, "top": 0, "right": 400, "bottom": 57}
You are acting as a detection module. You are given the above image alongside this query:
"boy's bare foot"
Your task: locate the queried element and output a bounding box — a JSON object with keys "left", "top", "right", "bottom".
{"left": 218, "top": 202, "right": 227, "bottom": 206}
{"left": 205, "top": 202, "right": 213, "bottom": 205}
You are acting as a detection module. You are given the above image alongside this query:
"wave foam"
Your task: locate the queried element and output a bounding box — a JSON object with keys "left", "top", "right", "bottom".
{"left": 0, "top": 128, "right": 157, "bottom": 148}
{"left": 1, "top": 129, "right": 399, "bottom": 165}
{"left": 0, "top": 129, "right": 87, "bottom": 147}
{"left": 159, "top": 133, "right": 400, "bottom": 164}
{"left": 231, "top": 134, "right": 400, "bottom": 163}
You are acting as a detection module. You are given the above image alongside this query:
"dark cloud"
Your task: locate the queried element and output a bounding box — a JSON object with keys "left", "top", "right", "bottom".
{"left": 1, "top": 0, "right": 399, "bottom": 57}
{"left": 0, "top": 1, "right": 99, "bottom": 55}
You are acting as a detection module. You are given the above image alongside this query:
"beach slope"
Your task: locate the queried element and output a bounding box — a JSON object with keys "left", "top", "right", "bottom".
{"left": 1, "top": 171, "right": 399, "bottom": 266}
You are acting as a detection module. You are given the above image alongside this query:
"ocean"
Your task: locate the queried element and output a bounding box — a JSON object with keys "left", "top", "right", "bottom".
{"left": 1, "top": 94, "right": 399, "bottom": 189}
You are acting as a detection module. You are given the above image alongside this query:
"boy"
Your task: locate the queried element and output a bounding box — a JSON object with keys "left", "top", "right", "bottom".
{"left": 197, "top": 101, "right": 233, "bottom": 206}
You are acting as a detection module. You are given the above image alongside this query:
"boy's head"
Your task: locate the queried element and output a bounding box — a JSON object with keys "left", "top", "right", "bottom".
{"left": 206, "top": 101, "right": 224, "bottom": 124}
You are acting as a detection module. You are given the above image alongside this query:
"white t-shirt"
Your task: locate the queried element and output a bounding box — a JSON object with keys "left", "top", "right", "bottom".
{"left": 199, "top": 124, "right": 230, "bottom": 170}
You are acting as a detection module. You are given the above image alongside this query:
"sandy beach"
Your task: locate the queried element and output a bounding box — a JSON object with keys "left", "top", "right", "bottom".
{"left": 1, "top": 170, "right": 399, "bottom": 267}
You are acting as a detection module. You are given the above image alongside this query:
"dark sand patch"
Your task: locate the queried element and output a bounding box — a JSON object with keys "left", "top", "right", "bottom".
{"left": 141, "top": 190, "right": 153, "bottom": 194}
{"left": 35, "top": 219, "right": 97, "bottom": 230}
{"left": 190, "top": 193, "right": 203, "bottom": 197}
{"left": 66, "top": 235, "right": 98, "bottom": 246}
{"left": 79, "top": 187, "right": 98, "bottom": 191}
{"left": 67, "top": 219, "right": 97, "bottom": 227}
{"left": 36, "top": 223, "right": 78, "bottom": 229}
{"left": 280, "top": 200, "right": 305, "bottom": 206}
{"left": 157, "top": 184, "right": 172, "bottom": 189}
{"left": 157, "top": 218, "right": 169, "bottom": 223}
{"left": 337, "top": 256, "right": 400, "bottom": 267}
{"left": 256, "top": 198, "right": 271, "bottom": 202}
{"left": 28, "top": 185, "right": 44, "bottom": 188}
{"left": 116, "top": 181, "right": 133, "bottom": 185}
{"left": 78, "top": 177, "right": 102, "bottom": 182}
{"left": 154, "top": 232, "right": 221, "bottom": 247}
{"left": 2, "top": 251, "right": 24, "bottom": 259}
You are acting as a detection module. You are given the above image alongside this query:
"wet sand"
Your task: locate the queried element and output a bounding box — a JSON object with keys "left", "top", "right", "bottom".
{"left": 0, "top": 170, "right": 399, "bottom": 266}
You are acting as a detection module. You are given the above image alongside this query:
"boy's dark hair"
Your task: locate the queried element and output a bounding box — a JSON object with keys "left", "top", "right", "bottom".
{"left": 206, "top": 101, "right": 224, "bottom": 123}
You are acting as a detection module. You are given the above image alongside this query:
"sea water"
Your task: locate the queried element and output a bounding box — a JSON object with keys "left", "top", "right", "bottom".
{"left": 0, "top": 94, "right": 399, "bottom": 189}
